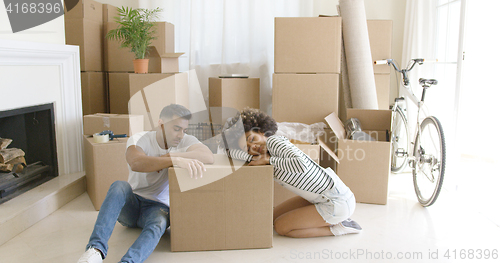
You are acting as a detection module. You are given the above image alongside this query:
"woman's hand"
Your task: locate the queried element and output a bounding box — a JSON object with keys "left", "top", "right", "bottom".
{"left": 249, "top": 152, "right": 270, "bottom": 166}
{"left": 172, "top": 157, "right": 206, "bottom": 179}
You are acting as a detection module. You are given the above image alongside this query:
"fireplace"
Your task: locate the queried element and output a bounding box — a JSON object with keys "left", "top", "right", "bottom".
{"left": 0, "top": 39, "right": 85, "bottom": 246}
{"left": 0, "top": 103, "right": 58, "bottom": 204}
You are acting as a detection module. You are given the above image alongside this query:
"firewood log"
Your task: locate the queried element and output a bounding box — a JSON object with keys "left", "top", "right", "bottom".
{"left": 0, "top": 148, "right": 25, "bottom": 163}
{"left": 0, "top": 156, "right": 26, "bottom": 173}
{"left": 0, "top": 138, "right": 12, "bottom": 150}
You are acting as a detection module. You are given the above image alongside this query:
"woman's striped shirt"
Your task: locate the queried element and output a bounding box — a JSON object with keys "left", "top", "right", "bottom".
{"left": 228, "top": 135, "right": 335, "bottom": 194}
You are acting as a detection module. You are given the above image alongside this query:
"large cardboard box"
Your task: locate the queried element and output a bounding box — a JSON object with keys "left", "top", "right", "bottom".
{"left": 83, "top": 113, "right": 144, "bottom": 136}
{"left": 65, "top": 19, "right": 103, "bottom": 72}
{"left": 81, "top": 72, "right": 107, "bottom": 116}
{"left": 108, "top": 73, "right": 189, "bottom": 131}
{"left": 322, "top": 109, "right": 392, "bottom": 205}
{"left": 102, "top": 3, "right": 118, "bottom": 23}
{"left": 64, "top": 0, "right": 103, "bottom": 21}
{"left": 368, "top": 20, "right": 393, "bottom": 74}
{"left": 274, "top": 17, "right": 342, "bottom": 74}
{"left": 83, "top": 136, "right": 129, "bottom": 210}
{"left": 64, "top": 0, "right": 103, "bottom": 72}
{"left": 209, "top": 77, "right": 260, "bottom": 111}
{"left": 169, "top": 155, "right": 273, "bottom": 252}
{"left": 105, "top": 22, "right": 183, "bottom": 73}
{"left": 272, "top": 73, "right": 339, "bottom": 124}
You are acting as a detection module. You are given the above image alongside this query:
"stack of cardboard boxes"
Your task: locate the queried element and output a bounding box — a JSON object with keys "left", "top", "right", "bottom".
{"left": 273, "top": 17, "right": 394, "bottom": 205}
{"left": 273, "top": 17, "right": 342, "bottom": 124}
{"left": 272, "top": 17, "right": 342, "bottom": 206}
{"left": 66, "top": 1, "right": 188, "bottom": 209}
{"left": 103, "top": 4, "right": 188, "bottom": 130}
{"left": 82, "top": 113, "right": 144, "bottom": 210}
{"left": 65, "top": 0, "right": 188, "bottom": 126}
{"left": 65, "top": 0, "right": 107, "bottom": 116}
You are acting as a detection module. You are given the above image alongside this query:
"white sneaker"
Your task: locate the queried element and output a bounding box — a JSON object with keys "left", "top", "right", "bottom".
{"left": 330, "top": 218, "right": 362, "bottom": 236}
{"left": 77, "top": 248, "right": 103, "bottom": 263}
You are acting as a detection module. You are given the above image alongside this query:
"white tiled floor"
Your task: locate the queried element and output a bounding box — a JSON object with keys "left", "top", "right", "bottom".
{"left": 2, "top": 156, "right": 499, "bottom": 263}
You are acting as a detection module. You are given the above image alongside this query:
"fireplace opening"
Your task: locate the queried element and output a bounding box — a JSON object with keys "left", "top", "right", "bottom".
{"left": 0, "top": 103, "right": 58, "bottom": 204}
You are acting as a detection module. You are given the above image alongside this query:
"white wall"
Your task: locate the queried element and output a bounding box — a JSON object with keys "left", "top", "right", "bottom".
{"left": 314, "top": 0, "right": 406, "bottom": 103}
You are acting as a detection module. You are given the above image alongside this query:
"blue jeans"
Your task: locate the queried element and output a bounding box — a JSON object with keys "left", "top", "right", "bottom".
{"left": 86, "top": 181, "right": 170, "bottom": 263}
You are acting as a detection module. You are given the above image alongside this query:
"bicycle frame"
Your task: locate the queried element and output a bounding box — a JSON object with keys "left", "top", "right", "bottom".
{"left": 381, "top": 58, "right": 445, "bottom": 206}
{"left": 381, "top": 59, "right": 432, "bottom": 166}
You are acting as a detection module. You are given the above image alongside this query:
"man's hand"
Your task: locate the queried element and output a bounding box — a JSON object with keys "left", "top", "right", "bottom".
{"left": 249, "top": 152, "right": 270, "bottom": 166}
{"left": 173, "top": 157, "right": 206, "bottom": 179}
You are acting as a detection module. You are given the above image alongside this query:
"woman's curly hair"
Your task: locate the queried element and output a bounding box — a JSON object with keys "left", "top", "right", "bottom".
{"left": 240, "top": 108, "right": 278, "bottom": 136}
{"left": 219, "top": 108, "right": 278, "bottom": 151}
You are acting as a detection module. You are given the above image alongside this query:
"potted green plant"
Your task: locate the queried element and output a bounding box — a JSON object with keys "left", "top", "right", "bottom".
{"left": 106, "top": 6, "right": 162, "bottom": 73}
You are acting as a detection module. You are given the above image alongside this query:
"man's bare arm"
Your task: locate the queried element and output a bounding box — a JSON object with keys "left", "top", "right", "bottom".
{"left": 126, "top": 145, "right": 174, "bottom": 173}
{"left": 126, "top": 145, "right": 208, "bottom": 179}
{"left": 167, "top": 143, "right": 214, "bottom": 164}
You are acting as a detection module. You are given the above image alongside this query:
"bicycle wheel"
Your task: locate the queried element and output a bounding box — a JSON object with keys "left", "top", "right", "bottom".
{"left": 412, "top": 116, "right": 446, "bottom": 206}
{"left": 391, "top": 106, "right": 410, "bottom": 173}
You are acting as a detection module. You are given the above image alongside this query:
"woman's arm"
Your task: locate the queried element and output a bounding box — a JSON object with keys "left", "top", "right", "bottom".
{"left": 265, "top": 136, "right": 308, "bottom": 173}
{"left": 227, "top": 148, "right": 254, "bottom": 162}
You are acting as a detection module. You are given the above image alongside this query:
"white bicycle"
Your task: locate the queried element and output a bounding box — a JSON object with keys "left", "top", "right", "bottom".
{"left": 375, "top": 58, "right": 446, "bottom": 207}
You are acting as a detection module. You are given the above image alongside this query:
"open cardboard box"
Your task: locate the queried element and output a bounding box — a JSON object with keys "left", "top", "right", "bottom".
{"left": 275, "top": 109, "right": 392, "bottom": 206}
{"left": 169, "top": 154, "right": 273, "bottom": 252}
{"left": 320, "top": 109, "right": 392, "bottom": 205}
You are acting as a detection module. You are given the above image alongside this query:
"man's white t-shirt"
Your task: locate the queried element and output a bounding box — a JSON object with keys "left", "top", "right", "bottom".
{"left": 126, "top": 131, "right": 201, "bottom": 206}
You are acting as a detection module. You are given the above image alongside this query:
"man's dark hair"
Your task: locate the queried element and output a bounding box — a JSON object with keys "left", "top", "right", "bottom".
{"left": 159, "top": 104, "right": 192, "bottom": 121}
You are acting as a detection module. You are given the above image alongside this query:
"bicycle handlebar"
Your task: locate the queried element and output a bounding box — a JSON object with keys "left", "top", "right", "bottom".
{"left": 374, "top": 58, "right": 437, "bottom": 86}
